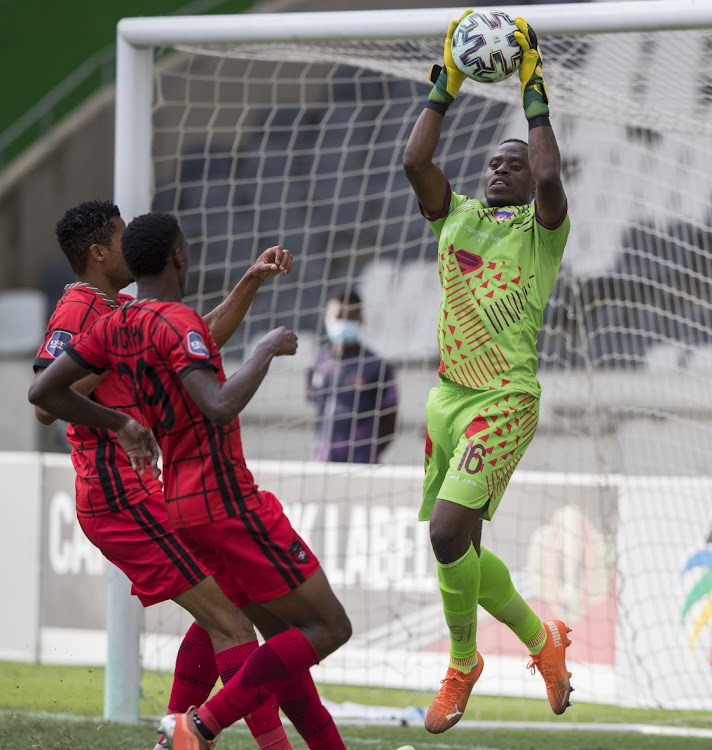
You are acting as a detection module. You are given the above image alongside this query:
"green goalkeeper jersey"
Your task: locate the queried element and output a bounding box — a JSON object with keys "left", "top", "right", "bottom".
{"left": 426, "top": 185, "right": 570, "bottom": 398}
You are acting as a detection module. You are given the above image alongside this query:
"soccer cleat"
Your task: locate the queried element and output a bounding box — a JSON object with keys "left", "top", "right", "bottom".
{"left": 527, "top": 620, "right": 573, "bottom": 715}
{"left": 158, "top": 707, "right": 216, "bottom": 750}
{"left": 424, "top": 652, "right": 484, "bottom": 734}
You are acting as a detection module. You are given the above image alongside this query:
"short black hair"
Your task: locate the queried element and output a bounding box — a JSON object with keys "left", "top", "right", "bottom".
{"left": 500, "top": 138, "right": 528, "bottom": 148}
{"left": 121, "top": 212, "right": 182, "bottom": 278}
{"left": 55, "top": 200, "right": 121, "bottom": 274}
{"left": 329, "top": 287, "right": 361, "bottom": 307}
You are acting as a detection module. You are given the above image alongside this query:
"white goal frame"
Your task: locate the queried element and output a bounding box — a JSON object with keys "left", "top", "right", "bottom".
{"left": 110, "top": 0, "right": 712, "bottom": 723}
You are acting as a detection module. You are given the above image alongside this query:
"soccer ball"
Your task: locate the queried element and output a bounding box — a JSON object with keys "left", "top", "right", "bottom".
{"left": 451, "top": 10, "right": 522, "bottom": 85}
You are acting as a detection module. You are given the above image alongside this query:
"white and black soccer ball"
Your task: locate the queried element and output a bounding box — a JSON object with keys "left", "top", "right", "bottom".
{"left": 451, "top": 10, "right": 522, "bottom": 85}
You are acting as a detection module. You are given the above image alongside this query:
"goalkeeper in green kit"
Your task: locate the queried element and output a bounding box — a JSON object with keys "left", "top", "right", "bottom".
{"left": 402, "top": 10, "right": 573, "bottom": 733}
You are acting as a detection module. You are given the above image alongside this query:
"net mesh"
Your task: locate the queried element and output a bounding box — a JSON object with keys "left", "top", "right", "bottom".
{"left": 138, "top": 27, "right": 712, "bottom": 722}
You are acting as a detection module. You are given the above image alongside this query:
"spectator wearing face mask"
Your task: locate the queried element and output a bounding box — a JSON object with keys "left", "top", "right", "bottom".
{"left": 306, "top": 288, "right": 399, "bottom": 463}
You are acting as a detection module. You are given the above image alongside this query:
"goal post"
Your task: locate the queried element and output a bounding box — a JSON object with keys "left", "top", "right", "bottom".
{"left": 114, "top": 0, "right": 712, "bottom": 221}
{"left": 110, "top": 1, "right": 712, "bottom": 726}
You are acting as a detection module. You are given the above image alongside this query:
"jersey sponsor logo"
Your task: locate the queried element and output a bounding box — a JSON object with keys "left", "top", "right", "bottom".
{"left": 186, "top": 331, "right": 209, "bottom": 358}
{"left": 448, "top": 473, "right": 478, "bottom": 487}
{"left": 45, "top": 329, "right": 73, "bottom": 358}
{"left": 289, "top": 538, "right": 309, "bottom": 564}
{"left": 493, "top": 209, "right": 515, "bottom": 221}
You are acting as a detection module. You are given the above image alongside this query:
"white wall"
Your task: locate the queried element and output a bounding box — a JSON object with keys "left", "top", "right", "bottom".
{"left": 0, "top": 452, "right": 42, "bottom": 661}
{"left": 3, "top": 451, "right": 711, "bottom": 710}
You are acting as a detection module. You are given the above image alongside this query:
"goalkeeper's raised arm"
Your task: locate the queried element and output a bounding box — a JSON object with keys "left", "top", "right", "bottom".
{"left": 513, "top": 16, "right": 567, "bottom": 226}
{"left": 402, "top": 13, "right": 566, "bottom": 226}
{"left": 402, "top": 9, "right": 471, "bottom": 216}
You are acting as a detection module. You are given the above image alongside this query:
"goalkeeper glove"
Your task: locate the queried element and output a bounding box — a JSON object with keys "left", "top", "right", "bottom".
{"left": 427, "top": 9, "right": 472, "bottom": 111}
{"left": 513, "top": 17, "right": 549, "bottom": 121}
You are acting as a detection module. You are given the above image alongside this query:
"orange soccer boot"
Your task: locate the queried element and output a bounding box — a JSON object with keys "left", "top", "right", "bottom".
{"left": 527, "top": 619, "right": 573, "bottom": 715}
{"left": 158, "top": 706, "right": 216, "bottom": 750}
{"left": 424, "top": 652, "right": 484, "bottom": 733}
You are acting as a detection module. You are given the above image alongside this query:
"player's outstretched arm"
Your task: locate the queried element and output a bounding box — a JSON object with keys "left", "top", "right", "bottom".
{"left": 514, "top": 17, "right": 566, "bottom": 225}
{"left": 402, "top": 11, "right": 471, "bottom": 217}
{"left": 402, "top": 110, "right": 449, "bottom": 218}
{"left": 529, "top": 125, "right": 566, "bottom": 226}
{"left": 28, "top": 354, "right": 159, "bottom": 477}
{"left": 203, "top": 245, "right": 294, "bottom": 349}
{"left": 32, "top": 368, "right": 107, "bottom": 425}
{"left": 182, "top": 326, "right": 298, "bottom": 425}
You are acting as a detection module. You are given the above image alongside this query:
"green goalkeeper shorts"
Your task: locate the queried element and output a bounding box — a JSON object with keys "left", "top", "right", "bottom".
{"left": 419, "top": 378, "right": 540, "bottom": 522}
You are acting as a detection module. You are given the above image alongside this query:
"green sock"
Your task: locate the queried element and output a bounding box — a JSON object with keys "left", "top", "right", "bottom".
{"left": 478, "top": 547, "right": 546, "bottom": 654}
{"left": 437, "top": 544, "right": 480, "bottom": 672}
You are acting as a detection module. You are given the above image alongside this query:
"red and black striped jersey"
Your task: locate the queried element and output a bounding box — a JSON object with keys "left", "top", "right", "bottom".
{"left": 34, "top": 283, "right": 162, "bottom": 515}
{"left": 67, "top": 299, "right": 261, "bottom": 529}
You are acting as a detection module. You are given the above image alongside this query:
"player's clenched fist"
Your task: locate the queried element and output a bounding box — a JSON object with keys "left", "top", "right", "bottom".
{"left": 259, "top": 326, "right": 298, "bottom": 356}
{"left": 250, "top": 245, "right": 294, "bottom": 281}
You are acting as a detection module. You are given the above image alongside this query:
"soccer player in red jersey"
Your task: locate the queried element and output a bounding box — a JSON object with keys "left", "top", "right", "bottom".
{"left": 32, "top": 202, "right": 347, "bottom": 750}
{"left": 30, "top": 211, "right": 353, "bottom": 750}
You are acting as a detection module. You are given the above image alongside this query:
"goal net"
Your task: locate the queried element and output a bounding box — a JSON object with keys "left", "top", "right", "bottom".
{"left": 113, "top": 2, "right": 712, "bottom": 730}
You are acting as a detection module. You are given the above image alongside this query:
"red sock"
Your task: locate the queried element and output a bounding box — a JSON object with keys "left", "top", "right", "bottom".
{"left": 167, "top": 622, "right": 219, "bottom": 713}
{"left": 274, "top": 672, "right": 345, "bottom": 750}
{"left": 239, "top": 628, "right": 319, "bottom": 689}
{"left": 200, "top": 629, "right": 318, "bottom": 733}
{"left": 215, "top": 642, "right": 291, "bottom": 750}
{"left": 214, "top": 641, "right": 258, "bottom": 684}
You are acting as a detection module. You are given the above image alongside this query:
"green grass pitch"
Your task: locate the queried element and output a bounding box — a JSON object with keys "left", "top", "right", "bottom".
{"left": 1, "top": 661, "right": 711, "bottom": 750}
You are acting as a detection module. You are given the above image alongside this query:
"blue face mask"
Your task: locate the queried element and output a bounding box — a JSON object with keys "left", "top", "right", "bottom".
{"left": 325, "top": 319, "right": 361, "bottom": 346}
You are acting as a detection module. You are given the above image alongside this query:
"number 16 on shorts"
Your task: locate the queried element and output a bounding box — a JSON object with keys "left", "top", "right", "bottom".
{"left": 457, "top": 440, "right": 486, "bottom": 475}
